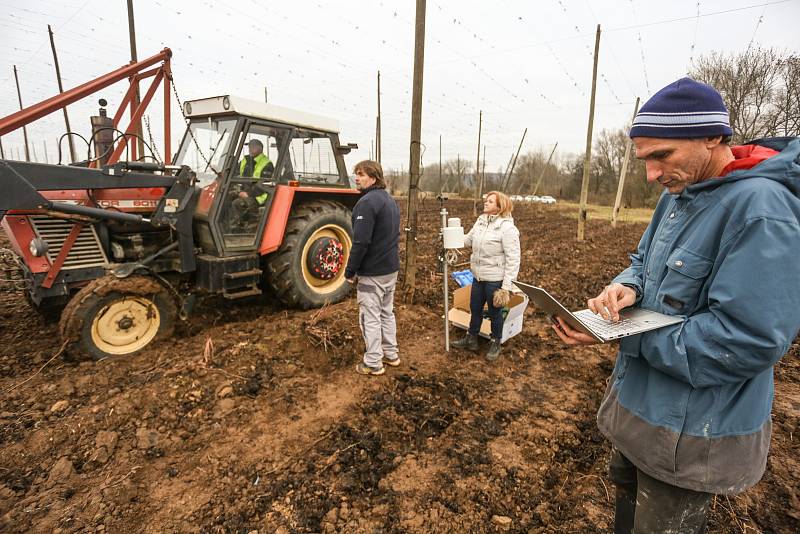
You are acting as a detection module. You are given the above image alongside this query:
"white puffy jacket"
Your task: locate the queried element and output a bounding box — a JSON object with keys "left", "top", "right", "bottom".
{"left": 464, "top": 214, "right": 521, "bottom": 290}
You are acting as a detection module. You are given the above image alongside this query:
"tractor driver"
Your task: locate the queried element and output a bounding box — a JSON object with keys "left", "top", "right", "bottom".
{"left": 231, "top": 138, "right": 275, "bottom": 230}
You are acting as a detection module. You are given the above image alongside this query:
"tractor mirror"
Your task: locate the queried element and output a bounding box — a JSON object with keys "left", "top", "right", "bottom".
{"left": 336, "top": 142, "right": 358, "bottom": 155}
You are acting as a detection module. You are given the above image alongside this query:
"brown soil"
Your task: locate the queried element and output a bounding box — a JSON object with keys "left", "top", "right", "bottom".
{"left": 1, "top": 199, "right": 797, "bottom": 533}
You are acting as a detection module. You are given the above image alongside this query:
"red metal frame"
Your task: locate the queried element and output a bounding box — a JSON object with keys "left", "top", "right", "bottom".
{"left": 41, "top": 223, "right": 83, "bottom": 289}
{"left": 0, "top": 48, "right": 173, "bottom": 165}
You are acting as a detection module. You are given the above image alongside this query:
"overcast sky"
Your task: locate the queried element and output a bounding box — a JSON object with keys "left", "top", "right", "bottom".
{"left": 1, "top": 0, "right": 798, "bottom": 173}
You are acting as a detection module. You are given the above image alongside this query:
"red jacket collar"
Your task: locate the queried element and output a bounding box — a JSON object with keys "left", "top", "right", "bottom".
{"left": 720, "top": 144, "right": 779, "bottom": 176}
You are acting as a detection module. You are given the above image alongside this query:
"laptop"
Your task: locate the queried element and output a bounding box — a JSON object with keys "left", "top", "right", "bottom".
{"left": 513, "top": 281, "right": 684, "bottom": 343}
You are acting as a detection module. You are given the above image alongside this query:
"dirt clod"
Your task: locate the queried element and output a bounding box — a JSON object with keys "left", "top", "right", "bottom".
{"left": 492, "top": 514, "right": 513, "bottom": 529}
{"left": 46, "top": 457, "right": 75, "bottom": 488}
{"left": 49, "top": 400, "right": 69, "bottom": 413}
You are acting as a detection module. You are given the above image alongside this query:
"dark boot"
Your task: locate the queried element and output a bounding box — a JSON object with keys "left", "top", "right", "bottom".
{"left": 486, "top": 339, "right": 502, "bottom": 361}
{"left": 451, "top": 333, "right": 478, "bottom": 352}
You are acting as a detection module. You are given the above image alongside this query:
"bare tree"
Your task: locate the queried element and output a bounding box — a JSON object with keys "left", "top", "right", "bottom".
{"left": 690, "top": 47, "right": 799, "bottom": 143}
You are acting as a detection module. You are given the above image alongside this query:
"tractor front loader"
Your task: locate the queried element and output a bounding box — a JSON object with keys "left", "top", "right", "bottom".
{"left": 0, "top": 48, "right": 360, "bottom": 360}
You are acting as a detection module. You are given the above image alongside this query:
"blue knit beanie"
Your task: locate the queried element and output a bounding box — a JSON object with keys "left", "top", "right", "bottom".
{"left": 629, "top": 77, "right": 733, "bottom": 139}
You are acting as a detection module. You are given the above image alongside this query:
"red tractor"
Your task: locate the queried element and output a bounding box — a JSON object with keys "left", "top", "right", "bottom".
{"left": 0, "top": 49, "right": 359, "bottom": 359}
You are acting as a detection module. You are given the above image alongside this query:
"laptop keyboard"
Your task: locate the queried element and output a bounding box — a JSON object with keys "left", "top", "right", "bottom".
{"left": 573, "top": 310, "right": 644, "bottom": 338}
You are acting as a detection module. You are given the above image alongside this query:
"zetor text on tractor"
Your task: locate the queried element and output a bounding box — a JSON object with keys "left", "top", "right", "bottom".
{"left": 0, "top": 48, "right": 360, "bottom": 360}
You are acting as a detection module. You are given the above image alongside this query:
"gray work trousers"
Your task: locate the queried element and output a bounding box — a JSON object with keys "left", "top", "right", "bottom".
{"left": 356, "top": 272, "right": 399, "bottom": 369}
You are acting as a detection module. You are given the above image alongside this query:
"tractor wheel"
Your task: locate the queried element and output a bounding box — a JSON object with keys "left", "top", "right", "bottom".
{"left": 59, "top": 275, "right": 177, "bottom": 360}
{"left": 265, "top": 200, "right": 353, "bottom": 309}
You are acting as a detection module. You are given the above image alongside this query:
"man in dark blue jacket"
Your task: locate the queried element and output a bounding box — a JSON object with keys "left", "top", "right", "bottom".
{"left": 345, "top": 160, "right": 401, "bottom": 376}
{"left": 552, "top": 78, "right": 800, "bottom": 533}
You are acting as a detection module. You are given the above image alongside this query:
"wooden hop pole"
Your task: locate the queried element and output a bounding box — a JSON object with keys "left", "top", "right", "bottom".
{"left": 532, "top": 142, "right": 558, "bottom": 196}
{"left": 473, "top": 110, "right": 482, "bottom": 216}
{"left": 577, "top": 24, "right": 601, "bottom": 241}
{"left": 612, "top": 97, "right": 641, "bottom": 228}
{"left": 13, "top": 65, "right": 31, "bottom": 162}
{"left": 48, "top": 25, "right": 77, "bottom": 163}
{"left": 376, "top": 70, "right": 382, "bottom": 164}
{"left": 502, "top": 128, "right": 527, "bottom": 192}
{"left": 402, "top": 0, "right": 427, "bottom": 301}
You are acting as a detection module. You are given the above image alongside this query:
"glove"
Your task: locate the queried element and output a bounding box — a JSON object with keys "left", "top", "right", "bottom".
{"left": 493, "top": 288, "right": 510, "bottom": 308}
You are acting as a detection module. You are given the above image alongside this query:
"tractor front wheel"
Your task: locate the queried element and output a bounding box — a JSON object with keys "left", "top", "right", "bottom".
{"left": 59, "top": 276, "right": 177, "bottom": 360}
{"left": 265, "top": 200, "right": 353, "bottom": 309}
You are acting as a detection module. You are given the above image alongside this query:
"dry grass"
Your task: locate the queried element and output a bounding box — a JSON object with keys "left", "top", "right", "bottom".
{"left": 554, "top": 201, "right": 654, "bottom": 224}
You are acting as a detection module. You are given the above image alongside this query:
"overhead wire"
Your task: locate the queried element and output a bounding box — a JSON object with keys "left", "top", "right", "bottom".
{"left": 628, "top": 0, "right": 651, "bottom": 96}
{"left": 745, "top": 5, "right": 767, "bottom": 55}
{"left": 688, "top": 1, "right": 701, "bottom": 68}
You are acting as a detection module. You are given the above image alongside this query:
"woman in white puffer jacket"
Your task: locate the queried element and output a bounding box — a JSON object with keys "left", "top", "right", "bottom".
{"left": 451, "top": 191, "right": 521, "bottom": 361}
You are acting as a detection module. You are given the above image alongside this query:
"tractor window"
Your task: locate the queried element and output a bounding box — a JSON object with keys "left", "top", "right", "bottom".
{"left": 174, "top": 118, "right": 237, "bottom": 187}
{"left": 216, "top": 124, "right": 289, "bottom": 250}
{"left": 237, "top": 125, "right": 286, "bottom": 177}
{"left": 287, "top": 131, "right": 339, "bottom": 184}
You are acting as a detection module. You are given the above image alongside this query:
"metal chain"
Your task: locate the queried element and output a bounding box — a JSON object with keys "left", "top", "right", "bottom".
{"left": 169, "top": 76, "right": 213, "bottom": 169}
{"left": 143, "top": 115, "right": 163, "bottom": 163}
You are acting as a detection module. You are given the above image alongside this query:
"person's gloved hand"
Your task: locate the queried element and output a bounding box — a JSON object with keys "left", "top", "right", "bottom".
{"left": 493, "top": 288, "right": 510, "bottom": 308}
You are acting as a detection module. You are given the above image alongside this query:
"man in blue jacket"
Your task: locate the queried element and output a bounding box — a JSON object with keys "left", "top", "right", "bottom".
{"left": 552, "top": 78, "right": 800, "bottom": 533}
{"left": 345, "top": 160, "right": 401, "bottom": 376}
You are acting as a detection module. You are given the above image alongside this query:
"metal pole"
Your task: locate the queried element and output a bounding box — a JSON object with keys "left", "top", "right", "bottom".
{"left": 402, "top": 0, "right": 427, "bottom": 299}
{"left": 264, "top": 86, "right": 268, "bottom": 103}
{"left": 612, "top": 97, "right": 641, "bottom": 228}
{"left": 532, "top": 142, "right": 558, "bottom": 196}
{"left": 456, "top": 153, "right": 461, "bottom": 196}
{"left": 473, "top": 110, "right": 482, "bottom": 216}
{"left": 13, "top": 65, "right": 31, "bottom": 162}
{"left": 48, "top": 24, "right": 77, "bottom": 163}
{"left": 0, "top": 137, "right": 4, "bottom": 158}
{"left": 127, "top": 0, "right": 145, "bottom": 160}
{"left": 578, "top": 24, "right": 601, "bottom": 241}
{"left": 442, "top": 206, "right": 450, "bottom": 352}
{"left": 501, "top": 152, "right": 514, "bottom": 188}
{"left": 438, "top": 134, "right": 443, "bottom": 193}
{"left": 377, "top": 70, "right": 382, "bottom": 164}
{"left": 503, "top": 128, "right": 527, "bottom": 192}
{"left": 481, "top": 145, "right": 486, "bottom": 194}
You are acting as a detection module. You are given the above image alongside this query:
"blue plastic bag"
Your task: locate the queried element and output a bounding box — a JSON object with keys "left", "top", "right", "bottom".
{"left": 451, "top": 269, "right": 474, "bottom": 287}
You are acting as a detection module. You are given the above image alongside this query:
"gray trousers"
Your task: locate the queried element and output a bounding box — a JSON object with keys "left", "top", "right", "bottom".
{"left": 356, "top": 272, "right": 399, "bottom": 368}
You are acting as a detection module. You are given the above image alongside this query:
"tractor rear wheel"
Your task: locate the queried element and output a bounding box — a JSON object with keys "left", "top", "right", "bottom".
{"left": 265, "top": 200, "right": 353, "bottom": 309}
{"left": 59, "top": 276, "right": 177, "bottom": 360}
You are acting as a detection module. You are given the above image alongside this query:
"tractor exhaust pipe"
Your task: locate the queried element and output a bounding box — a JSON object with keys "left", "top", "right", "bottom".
{"left": 90, "top": 99, "right": 114, "bottom": 166}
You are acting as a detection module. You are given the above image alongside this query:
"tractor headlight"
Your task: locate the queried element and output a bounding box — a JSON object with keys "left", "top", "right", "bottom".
{"left": 29, "top": 238, "right": 49, "bottom": 257}
{"left": 222, "top": 96, "right": 231, "bottom": 110}
{"left": 184, "top": 102, "right": 192, "bottom": 115}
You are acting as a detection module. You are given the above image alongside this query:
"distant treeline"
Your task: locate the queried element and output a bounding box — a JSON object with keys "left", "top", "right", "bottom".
{"left": 385, "top": 46, "right": 798, "bottom": 209}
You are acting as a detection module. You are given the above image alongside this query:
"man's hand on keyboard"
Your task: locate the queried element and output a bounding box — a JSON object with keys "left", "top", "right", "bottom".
{"left": 588, "top": 283, "right": 637, "bottom": 322}
{"left": 551, "top": 316, "right": 599, "bottom": 346}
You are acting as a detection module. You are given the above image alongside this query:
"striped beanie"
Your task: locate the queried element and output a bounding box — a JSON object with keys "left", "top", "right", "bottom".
{"left": 629, "top": 77, "right": 733, "bottom": 139}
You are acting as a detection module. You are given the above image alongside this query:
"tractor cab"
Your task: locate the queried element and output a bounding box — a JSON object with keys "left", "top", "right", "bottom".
{"left": 175, "top": 95, "right": 356, "bottom": 258}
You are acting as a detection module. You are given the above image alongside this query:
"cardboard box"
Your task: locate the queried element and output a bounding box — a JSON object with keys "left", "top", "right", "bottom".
{"left": 448, "top": 284, "right": 528, "bottom": 344}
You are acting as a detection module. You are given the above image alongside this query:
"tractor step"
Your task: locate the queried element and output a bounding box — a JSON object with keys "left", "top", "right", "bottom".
{"left": 222, "top": 287, "right": 262, "bottom": 300}
{"left": 196, "top": 254, "right": 263, "bottom": 297}
{"left": 223, "top": 268, "right": 263, "bottom": 280}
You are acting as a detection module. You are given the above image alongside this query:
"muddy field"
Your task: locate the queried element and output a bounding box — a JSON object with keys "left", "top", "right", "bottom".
{"left": 1, "top": 199, "right": 798, "bottom": 533}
